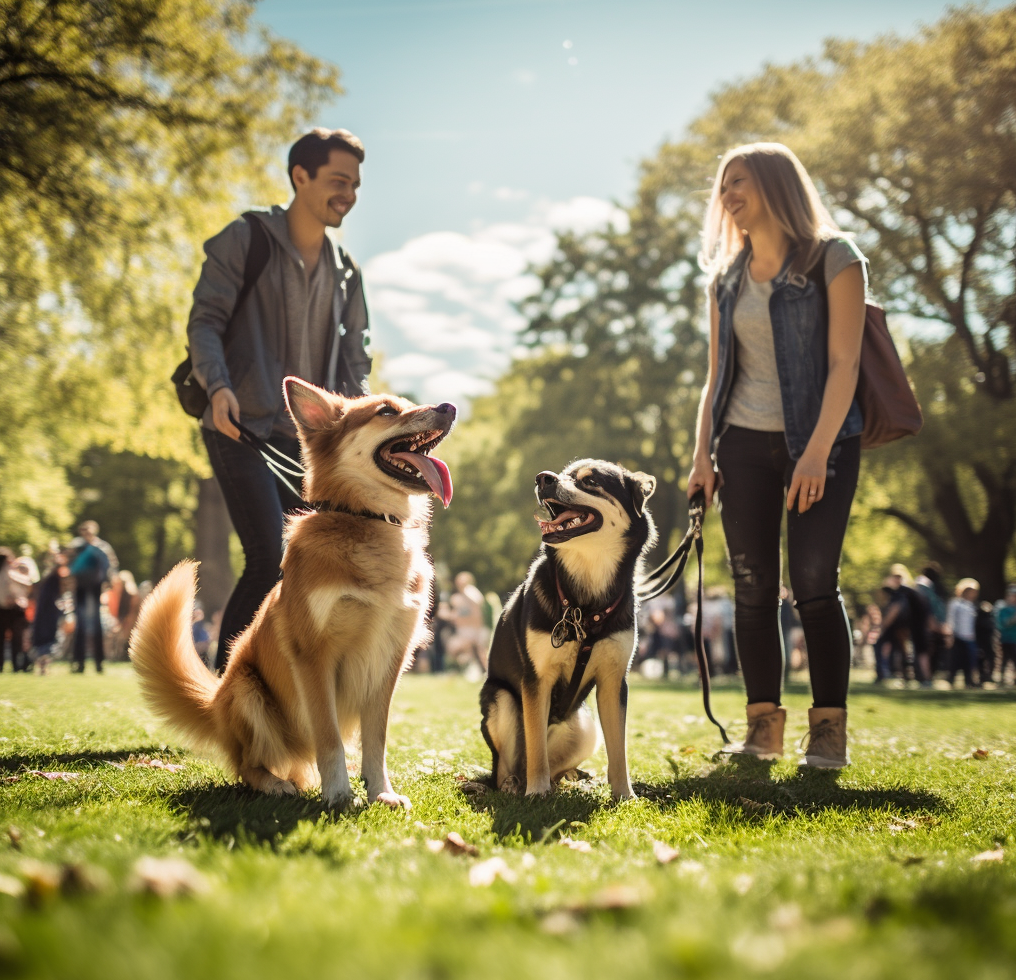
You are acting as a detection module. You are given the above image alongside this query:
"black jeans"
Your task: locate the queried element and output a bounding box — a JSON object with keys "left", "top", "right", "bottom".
{"left": 72, "top": 584, "right": 104, "bottom": 671}
{"left": 715, "top": 426, "right": 860, "bottom": 709}
{"left": 202, "top": 426, "right": 304, "bottom": 672}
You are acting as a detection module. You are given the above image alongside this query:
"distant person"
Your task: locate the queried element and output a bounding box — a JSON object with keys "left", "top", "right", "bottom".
{"left": 688, "top": 143, "right": 868, "bottom": 767}
{"left": 875, "top": 565, "right": 929, "bottom": 684}
{"left": 447, "top": 572, "right": 489, "bottom": 670}
{"left": 975, "top": 600, "right": 998, "bottom": 685}
{"left": 31, "top": 549, "right": 69, "bottom": 675}
{"left": 70, "top": 521, "right": 116, "bottom": 673}
{"left": 0, "top": 546, "right": 32, "bottom": 672}
{"left": 994, "top": 585, "right": 1016, "bottom": 686}
{"left": 186, "top": 128, "right": 372, "bottom": 672}
{"left": 914, "top": 564, "right": 948, "bottom": 676}
{"left": 947, "top": 578, "right": 980, "bottom": 689}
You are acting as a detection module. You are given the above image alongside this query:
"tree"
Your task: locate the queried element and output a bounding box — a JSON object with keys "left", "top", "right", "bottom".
{"left": 510, "top": 4, "right": 1016, "bottom": 598}
{"left": 0, "top": 1, "right": 340, "bottom": 590}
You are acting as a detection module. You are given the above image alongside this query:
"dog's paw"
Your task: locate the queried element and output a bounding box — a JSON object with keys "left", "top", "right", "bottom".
{"left": 373, "top": 791, "right": 412, "bottom": 811}
{"left": 525, "top": 778, "right": 553, "bottom": 797}
{"left": 610, "top": 784, "right": 637, "bottom": 802}
{"left": 498, "top": 775, "right": 521, "bottom": 794}
{"left": 322, "top": 787, "right": 357, "bottom": 811}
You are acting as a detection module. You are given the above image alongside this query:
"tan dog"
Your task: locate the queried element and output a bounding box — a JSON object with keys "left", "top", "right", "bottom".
{"left": 129, "top": 378, "right": 455, "bottom": 809}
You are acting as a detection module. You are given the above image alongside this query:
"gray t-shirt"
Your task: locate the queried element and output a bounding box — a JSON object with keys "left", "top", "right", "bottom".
{"left": 276, "top": 238, "right": 336, "bottom": 434}
{"left": 724, "top": 238, "right": 867, "bottom": 433}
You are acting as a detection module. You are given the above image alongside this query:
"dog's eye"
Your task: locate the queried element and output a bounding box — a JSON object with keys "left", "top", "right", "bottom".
{"left": 581, "top": 476, "right": 599, "bottom": 488}
{"left": 376, "top": 405, "right": 398, "bottom": 417}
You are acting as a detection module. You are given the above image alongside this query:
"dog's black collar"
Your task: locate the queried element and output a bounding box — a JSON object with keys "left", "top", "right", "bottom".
{"left": 308, "top": 500, "right": 416, "bottom": 527}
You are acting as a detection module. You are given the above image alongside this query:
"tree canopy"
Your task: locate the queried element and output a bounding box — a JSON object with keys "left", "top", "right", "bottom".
{"left": 0, "top": 0, "right": 340, "bottom": 555}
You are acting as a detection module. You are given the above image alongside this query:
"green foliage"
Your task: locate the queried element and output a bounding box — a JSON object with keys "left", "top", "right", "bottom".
{"left": 1, "top": 668, "right": 1015, "bottom": 979}
{"left": 0, "top": 0, "right": 341, "bottom": 550}
{"left": 441, "top": 4, "right": 1015, "bottom": 600}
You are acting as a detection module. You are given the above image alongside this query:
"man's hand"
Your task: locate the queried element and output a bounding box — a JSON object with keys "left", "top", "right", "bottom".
{"left": 211, "top": 388, "right": 241, "bottom": 440}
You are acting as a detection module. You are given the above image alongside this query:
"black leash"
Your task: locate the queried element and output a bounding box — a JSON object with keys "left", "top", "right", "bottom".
{"left": 637, "top": 491, "right": 728, "bottom": 744}
{"left": 227, "top": 413, "right": 408, "bottom": 526}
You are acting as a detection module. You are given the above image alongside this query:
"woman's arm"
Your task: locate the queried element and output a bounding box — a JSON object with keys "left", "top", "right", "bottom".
{"left": 786, "top": 262, "right": 866, "bottom": 513}
{"left": 687, "top": 289, "right": 721, "bottom": 506}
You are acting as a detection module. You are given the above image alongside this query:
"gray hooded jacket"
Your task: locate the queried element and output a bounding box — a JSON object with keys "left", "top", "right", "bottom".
{"left": 186, "top": 206, "right": 372, "bottom": 439}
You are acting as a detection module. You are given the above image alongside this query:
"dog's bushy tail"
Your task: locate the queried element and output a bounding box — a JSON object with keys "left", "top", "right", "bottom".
{"left": 129, "top": 561, "right": 219, "bottom": 748}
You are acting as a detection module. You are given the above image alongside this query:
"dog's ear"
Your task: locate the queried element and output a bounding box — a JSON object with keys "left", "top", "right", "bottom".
{"left": 284, "top": 377, "right": 339, "bottom": 431}
{"left": 630, "top": 471, "right": 657, "bottom": 516}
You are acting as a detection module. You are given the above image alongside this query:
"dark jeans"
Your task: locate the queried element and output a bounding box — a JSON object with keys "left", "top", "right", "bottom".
{"left": 72, "top": 584, "right": 104, "bottom": 671}
{"left": 715, "top": 426, "right": 860, "bottom": 709}
{"left": 949, "top": 638, "right": 979, "bottom": 687}
{"left": 203, "top": 426, "right": 304, "bottom": 672}
{"left": 0, "top": 606, "right": 29, "bottom": 671}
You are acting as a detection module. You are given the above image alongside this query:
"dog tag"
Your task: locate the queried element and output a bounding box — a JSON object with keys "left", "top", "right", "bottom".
{"left": 551, "top": 606, "right": 585, "bottom": 648}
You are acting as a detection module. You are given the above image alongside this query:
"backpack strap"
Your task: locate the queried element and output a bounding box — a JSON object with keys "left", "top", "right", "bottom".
{"left": 222, "top": 211, "right": 270, "bottom": 349}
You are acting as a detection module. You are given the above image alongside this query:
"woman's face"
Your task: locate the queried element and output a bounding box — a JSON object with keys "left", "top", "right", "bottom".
{"left": 720, "top": 158, "right": 765, "bottom": 230}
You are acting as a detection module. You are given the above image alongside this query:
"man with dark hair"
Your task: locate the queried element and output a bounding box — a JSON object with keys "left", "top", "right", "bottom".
{"left": 187, "top": 128, "right": 372, "bottom": 671}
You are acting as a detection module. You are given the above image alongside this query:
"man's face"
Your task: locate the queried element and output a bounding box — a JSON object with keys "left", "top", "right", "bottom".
{"left": 293, "top": 150, "right": 360, "bottom": 228}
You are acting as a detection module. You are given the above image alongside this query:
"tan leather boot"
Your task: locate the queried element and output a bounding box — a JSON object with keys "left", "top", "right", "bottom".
{"left": 722, "top": 702, "right": 785, "bottom": 760}
{"left": 801, "top": 707, "right": 849, "bottom": 768}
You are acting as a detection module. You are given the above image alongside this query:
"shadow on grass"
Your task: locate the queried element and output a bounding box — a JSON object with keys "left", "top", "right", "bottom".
{"left": 0, "top": 747, "right": 183, "bottom": 772}
{"left": 463, "top": 780, "right": 606, "bottom": 841}
{"left": 850, "top": 685, "right": 1016, "bottom": 706}
{"left": 168, "top": 784, "right": 343, "bottom": 843}
{"left": 636, "top": 756, "right": 948, "bottom": 821}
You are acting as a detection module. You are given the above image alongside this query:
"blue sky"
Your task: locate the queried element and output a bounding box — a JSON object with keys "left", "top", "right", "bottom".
{"left": 254, "top": 0, "right": 1001, "bottom": 404}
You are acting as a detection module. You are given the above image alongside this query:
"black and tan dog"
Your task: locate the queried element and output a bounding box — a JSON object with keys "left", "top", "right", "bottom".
{"left": 480, "top": 460, "right": 657, "bottom": 800}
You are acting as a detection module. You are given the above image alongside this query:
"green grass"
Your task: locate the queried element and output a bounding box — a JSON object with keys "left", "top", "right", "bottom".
{"left": 1, "top": 665, "right": 1015, "bottom": 980}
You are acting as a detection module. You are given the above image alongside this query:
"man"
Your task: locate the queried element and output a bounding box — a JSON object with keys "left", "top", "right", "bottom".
{"left": 994, "top": 584, "right": 1016, "bottom": 686}
{"left": 875, "top": 565, "right": 929, "bottom": 684}
{"left": 187, "top": 129, "right": 372, "bottom": 671}
{"left": 70, "top": 521, "right": 117, "bottom": 673}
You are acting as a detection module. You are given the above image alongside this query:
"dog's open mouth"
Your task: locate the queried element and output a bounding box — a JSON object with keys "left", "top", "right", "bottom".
{"left": 535, "top": 497, "right": 603, "bottom": 542}
{"left": 376, "top": 429, "right": 453, "bottom": 507}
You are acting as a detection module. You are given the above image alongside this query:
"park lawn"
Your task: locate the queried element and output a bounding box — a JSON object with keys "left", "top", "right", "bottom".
{"left": 0, "top": 666, "right": 1014, "bottom": 980}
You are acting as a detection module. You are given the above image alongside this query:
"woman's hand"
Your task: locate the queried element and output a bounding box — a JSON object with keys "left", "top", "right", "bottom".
{"left": 787, "top": 446, "right": 829, "bottom": 514}
{"left": 687, "top": 453, "right": 717, "bottom": 509}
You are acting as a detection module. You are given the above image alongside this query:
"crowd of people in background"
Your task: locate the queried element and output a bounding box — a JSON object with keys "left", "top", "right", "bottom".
{"left": 0, "top": 523, "right": 152, "bottom": 675}
{"left": 3, "top": 537, "right": 1014, "bottom": 691}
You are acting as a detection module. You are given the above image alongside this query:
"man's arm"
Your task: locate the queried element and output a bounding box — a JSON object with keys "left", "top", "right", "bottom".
{"left": 187, "top": 217, "right": 252, "bottom": 434}
{"left": 336, "top": 254, "right": 373, "bottom": 396}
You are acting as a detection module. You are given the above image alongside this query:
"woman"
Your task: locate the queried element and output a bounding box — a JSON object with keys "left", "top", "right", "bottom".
{"left": 687, "top": 143, "right": 867, "bottom": 768}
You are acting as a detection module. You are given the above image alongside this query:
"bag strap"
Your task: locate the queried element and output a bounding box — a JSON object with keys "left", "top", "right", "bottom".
{"left": 222, "top": 211, "right": 270, "bottom": 350}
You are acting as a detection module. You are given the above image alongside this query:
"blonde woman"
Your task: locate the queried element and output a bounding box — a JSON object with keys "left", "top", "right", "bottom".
{"left": 687, "top": 143, "right": 867, "bottom": 767}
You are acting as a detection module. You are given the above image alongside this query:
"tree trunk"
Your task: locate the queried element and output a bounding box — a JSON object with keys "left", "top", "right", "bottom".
{"left": 884, "top": 468, "right": 1015, "bottom": 602}
{"left": 194, "top": 477, "right": 235, "bottom": 616}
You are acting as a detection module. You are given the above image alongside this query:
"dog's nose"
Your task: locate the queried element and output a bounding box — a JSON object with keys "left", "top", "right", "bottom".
{"left": 434, "top": 402, "right": 457, "bottom": 418}
{"left": 535, "top": 471, "right": 557, "bottom": 490}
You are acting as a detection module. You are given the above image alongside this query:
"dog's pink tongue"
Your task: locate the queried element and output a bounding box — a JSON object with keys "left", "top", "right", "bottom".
{"left": 390, "top": 452, "right": 454, "bottom": 508}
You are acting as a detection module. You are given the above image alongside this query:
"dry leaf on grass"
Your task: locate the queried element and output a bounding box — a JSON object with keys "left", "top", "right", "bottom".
{"left": 7, "top": 826, "right": 21, "bottom": 849}
{"left": 652, "top": 840, "right": 680, "bottom": 864}
{"left": 971, "top": 849, "right": 1004, "bottom": 864}
{"left": 23, "top": 771, "right": 79, "bottom": 781}
{"left": 589, "top": 884, "right": 643, "bottom": 911}
{"left": 131, "top": 856, "right": 209, "bottom": 898}
{"left": 558, "top": 837, "right": 592, "bottom": 854}
{"left": 468, "top": 857, "right": 516, "bottom": 887}
{"left": 971, "top": 748, "right": 990, "bottom": 760}
{"left": 426, "top": 832, "right": 479, "bottom": 857}
{"left": 0, "top": 874, "right": 25, "bottom": 899}
{"left": 18, "top": 860, "right": 61, "bottom": 905}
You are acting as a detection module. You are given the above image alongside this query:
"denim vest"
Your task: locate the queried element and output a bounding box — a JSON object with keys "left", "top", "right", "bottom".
{"left": 710, "top": 246, "right": 864, "bottom": 461}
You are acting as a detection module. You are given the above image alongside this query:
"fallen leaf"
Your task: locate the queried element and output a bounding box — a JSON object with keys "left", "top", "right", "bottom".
{"left": 427, "top": 832, "right": 479, "bottom": 857}
{"left": 19, "top": 860, "right": 61, "bottom": 906}
{"left": 7, "top": 826, "right": 21, "bottom": 849}
{"left": 971, "top": 849, "right": 1004, "bottom": 864}
{"left": 0, "top": 874, "right": 25, "bottom": 899}
{"left": 469, "top": 857, "right": 516, "bottom": 887}
{"left": 558, "top": 837, "right": 592, "bottom": 854}
{"left": 652, "top": 840, "right": 680, "bottom": 864}
{"left": 25, "top": 771, "right": 79, "bottom": 781}
{"left": 971, "top": 749, "right": 990, "bottom": 760}
{"left": 589, "top": 884, "right": 643, "bottom": 910}
{"left": 540, "top": 909, "right": 580, "bottom": 935}
{"left": 888, "top": 819, "right": 918, "bottom": 834}
{"left": 131, "top": 856, "right": 209, "bottom": 898}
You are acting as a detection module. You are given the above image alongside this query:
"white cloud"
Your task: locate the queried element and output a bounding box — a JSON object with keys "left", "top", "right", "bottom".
{"left": 493, "top": 186, "right": 529, "bottom": 201}
{"left": 364, "top": 196, "right": 624, "bottom": 409}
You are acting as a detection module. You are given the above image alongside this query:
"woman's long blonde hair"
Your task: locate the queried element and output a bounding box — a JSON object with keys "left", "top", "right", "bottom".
{"left": 699, "top": 142, "right": 841, "bottom": 282}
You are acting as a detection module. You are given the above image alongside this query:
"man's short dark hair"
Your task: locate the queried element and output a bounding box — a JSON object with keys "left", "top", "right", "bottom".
{"left": 288, "top": 128, "right": 365, "bottom": 190}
